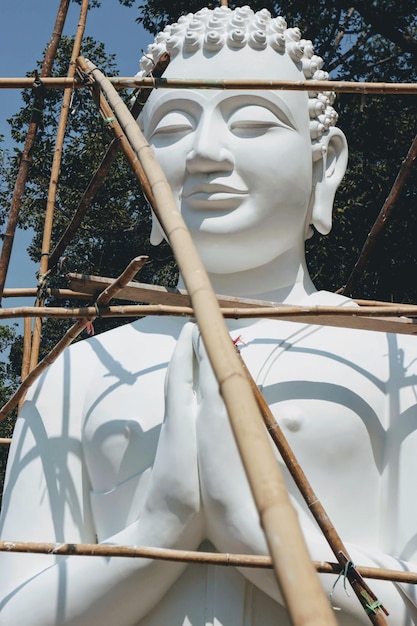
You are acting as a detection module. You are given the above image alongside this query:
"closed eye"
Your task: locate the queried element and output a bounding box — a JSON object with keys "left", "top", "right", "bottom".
{"left": 228, "top": 105, "right": 293, "bottom": 136}
{"left": 150, "top": 111, "right": 195, "bottom": 139}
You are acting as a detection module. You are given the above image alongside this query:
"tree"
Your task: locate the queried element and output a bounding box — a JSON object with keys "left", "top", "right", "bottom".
{"left": 0, "top": 33, "right": 178, "bottom": 504}
{"left": 1, "top": 34, "right": 177, "bottom": 366}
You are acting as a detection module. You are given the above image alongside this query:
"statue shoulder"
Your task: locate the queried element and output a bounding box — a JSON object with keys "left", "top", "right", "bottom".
{"left": 300, "top": 289, "right": 357, "bottom": 307}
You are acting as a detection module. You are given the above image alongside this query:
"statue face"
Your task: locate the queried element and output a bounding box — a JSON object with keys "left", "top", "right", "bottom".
{"left": 142, "top": 48, "right": 314, "bottom": 274}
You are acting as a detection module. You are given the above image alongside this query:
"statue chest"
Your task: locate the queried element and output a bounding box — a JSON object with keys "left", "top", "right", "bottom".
{"left": 80, "top": 318, "right": 182, "bottom": 540}
{"left": 198, "top": 320, "right": 417, "bottom": 555}
{"left": 80, "top": 318, "right": 417, "bottom": 555}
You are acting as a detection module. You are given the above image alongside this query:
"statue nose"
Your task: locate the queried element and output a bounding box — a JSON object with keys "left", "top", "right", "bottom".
{"left": 186, "top": 121, "right": 234, "bottom": 174}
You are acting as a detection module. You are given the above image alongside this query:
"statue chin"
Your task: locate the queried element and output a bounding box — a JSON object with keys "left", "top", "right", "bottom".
{"left": 1, "top": 6, "right": 416, "bottom": 626}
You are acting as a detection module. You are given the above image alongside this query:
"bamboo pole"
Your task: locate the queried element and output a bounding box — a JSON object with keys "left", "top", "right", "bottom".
{"left": 238, "top": 352, "right": 388, "bottom": 623}
{"left": 29, "top": 0, "right": 89, "bottom": 375}
{"left": 4, "top": 283, "right": 417, "bottom": 311}
{"left": 80, "top": 56, "right": 338, "bottom": 626}
{"left": 66, "top": 273, "right": 417, "bottom": 314}
{"left": 21, "top": 317, "right": 32, "bottom": 382}
{"left": 0, "top": 256, "right": 147, "bottom": 422}
{"left": 17, "top": 317, "right": 33, "bottom": 412}
{"left": 0, "top": 0, "right": 71, "bottom": 302}
{"left": 47, "top": 53, "right": 170, "bottom": 271}
{"left": 75, "top": 56, "right": 163, "bottom": 212}
{"left": 2, "top": 302, "right": 417, "bottom": 334}
{"left": 1, "top": 77, "right": 417, "bottom": 94}
{"left": 0, "top": 539, "right": 413, "bottom": 585}
{"left": 2, "top": 288, "right": 91, "bottom": 300}
{"left": 342, "top": 132, "right": 417, "bottom": 297}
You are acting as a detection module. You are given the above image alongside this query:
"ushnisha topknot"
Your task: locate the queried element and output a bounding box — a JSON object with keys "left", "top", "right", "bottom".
{"left": 136, "top": 5, "right": 338, "bottom": 151}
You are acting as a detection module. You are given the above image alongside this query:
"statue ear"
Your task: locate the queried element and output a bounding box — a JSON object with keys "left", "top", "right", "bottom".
{"left": 150, "top": 211, "right": 165, "bottom": 246}
{"left": 311, "top": 127, "right": 348, "bottom": 235}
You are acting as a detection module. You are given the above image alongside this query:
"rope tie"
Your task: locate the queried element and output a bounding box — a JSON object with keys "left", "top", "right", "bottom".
{"left": 36, "top": 269, "right": 50, "bottom": 301}
{"left": 361, "top": 591, "right": 383, "bottom": 614}
{"left": 329, "top": 560, "right": 353, "bottom": 611}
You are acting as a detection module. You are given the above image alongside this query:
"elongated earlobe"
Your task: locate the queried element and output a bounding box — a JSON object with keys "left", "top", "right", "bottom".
{"left": 150, "top": 212, "right": 164, "bottom": 246}
{"left": 311, "top": 127, "right": 348, "bottom": 235}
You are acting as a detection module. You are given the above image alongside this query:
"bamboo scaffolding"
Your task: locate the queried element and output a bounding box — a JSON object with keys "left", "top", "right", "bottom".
{"left": 0, "top": 9, "right": 414, "bottom": 623}
{"left": 28, "top": 0, "right": 90, "bottom": 375}
{"left": 78, "top": 56, "right": 344, "bottom": 626}
{"left": 1, "top": 77, "right": 417, "bottom": 94}
{"left": 0, "top": 539, "right": 414, "bottom": 585}
{"left": 75, "top": 56, "right": 164, "bottom": 214}
{"left": 0, "top": 8, "right": 414, "bottom": 626}
{"left": 0, "top": 0, "right": 71, "bottom": 301}
{"left": 342, "top": 132, "right": 417, "bottom": 297}
{"left": 238, "top": 351, "right": 388, "bottom": 623}
{"left": 0, "top": 256, "right": 147, "bottom": 422}
{"left": 4, "top": 285, "right": 417, "bottom": 311}
{"left": 47, "top": 52, "right": 170, "bottom": 271}
{"left": 66, "top": 273, "right": 417, "bottom": 312}
{"left": 2, "top": 302, "right": 417, "bottom": 334}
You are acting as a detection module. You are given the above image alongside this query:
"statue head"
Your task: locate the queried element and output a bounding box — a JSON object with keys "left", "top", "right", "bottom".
{"left": 138, "top": 6, "right": 348, "bottom": 280}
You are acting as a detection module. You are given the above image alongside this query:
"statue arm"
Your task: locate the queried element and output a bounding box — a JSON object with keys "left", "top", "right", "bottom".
{"left": 0, "top": 323, "right": 203, "bottom": 626}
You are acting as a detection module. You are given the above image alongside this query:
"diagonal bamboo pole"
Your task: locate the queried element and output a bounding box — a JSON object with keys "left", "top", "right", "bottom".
{"left": 342, "top": 132, "right": 417, "bottom": 297}
{"left": 238, "top": 351, "right": 388, "bottom": 623}
{"left": 80, "top": 56, "right": 338, "bottom": 626}
{"left": 29, "top": 0, "right": 89, "bottom": 375}
{"left": 75, "top": 56, "right": 162, "bottom": 212}
{"left": 47, "top": 52, "right": 170, "bottom": 271}
{"left": 0, "top": 256, "right": 148, "bottom": 422}
{"left": 0, "top": 0, "right": 71, "bottom": 302}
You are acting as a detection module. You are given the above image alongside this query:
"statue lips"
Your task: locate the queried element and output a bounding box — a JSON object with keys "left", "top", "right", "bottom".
{"left": 182, "top": 181, "right": 248, "bottom": 211}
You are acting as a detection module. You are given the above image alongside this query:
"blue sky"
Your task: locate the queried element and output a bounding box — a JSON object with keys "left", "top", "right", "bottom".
{"left": 1, "top": 0, "right": 153, "bottom": 311}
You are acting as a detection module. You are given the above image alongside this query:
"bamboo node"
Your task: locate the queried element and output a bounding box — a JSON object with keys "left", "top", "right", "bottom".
{"left": 32, "top": 70, "right": 44, "bottom": 90}
{"left": 49, "top": 542, "right": 65, "bottom": 554}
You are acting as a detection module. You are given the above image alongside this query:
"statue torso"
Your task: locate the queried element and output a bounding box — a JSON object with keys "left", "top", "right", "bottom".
{"left": 72, "top": 309, "right": 417, "bottom": 624}
{"left": 81, "top": 313, "right": 417, "bottom": 563}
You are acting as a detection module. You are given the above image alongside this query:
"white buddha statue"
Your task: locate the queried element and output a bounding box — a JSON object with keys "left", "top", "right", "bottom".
{"left": 1, "top": 6, "right": 417, "bottom": 625}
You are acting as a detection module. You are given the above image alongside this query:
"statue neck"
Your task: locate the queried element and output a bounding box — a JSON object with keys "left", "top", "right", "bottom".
{"left": 178, "top": 247, "right": 317, "bottom": 305}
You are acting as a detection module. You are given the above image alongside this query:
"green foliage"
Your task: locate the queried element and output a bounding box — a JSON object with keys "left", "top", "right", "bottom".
{"left": 128, "top": 0, "right": 417, "bottom": 61}
{"left": 0, "top": 324, "right": 18, "bottom": 502}
{"left": 1, "top": 35, "right": 177, "bottom": 363}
